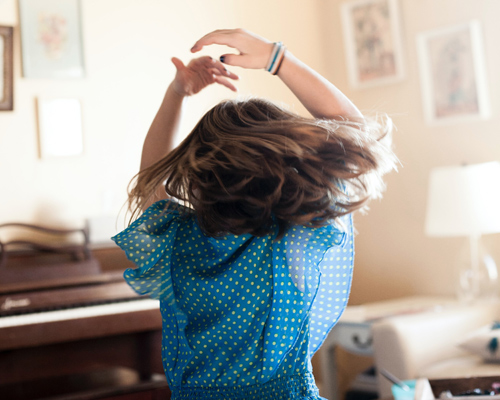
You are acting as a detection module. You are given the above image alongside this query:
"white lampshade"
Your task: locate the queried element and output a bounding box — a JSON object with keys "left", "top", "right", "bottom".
{"left": 425, "top": 161, "right": 500, "bottom": 237}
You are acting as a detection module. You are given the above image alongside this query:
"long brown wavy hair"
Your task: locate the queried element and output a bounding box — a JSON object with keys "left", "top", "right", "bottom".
{"left": 128, "top": 98, "right": 397, "bottom": 238}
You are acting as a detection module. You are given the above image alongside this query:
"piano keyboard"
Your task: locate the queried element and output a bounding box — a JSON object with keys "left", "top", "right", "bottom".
{"left": 0, "top": 298, "right": 160, "bottom": 328}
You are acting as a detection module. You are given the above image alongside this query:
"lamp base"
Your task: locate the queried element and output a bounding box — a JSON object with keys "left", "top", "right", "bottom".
{"left": 456, "top": 236, "right": 498, "bottom": 303}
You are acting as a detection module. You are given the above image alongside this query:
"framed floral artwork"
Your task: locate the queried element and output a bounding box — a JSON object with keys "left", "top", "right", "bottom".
{"left": 341, "top": 0, "right": 405, "bottom": 89}
{"left": 0, "top": 26, "right": 14, "bottom": 111}
{"left": 417, "top": 20, "right": 490, "bottom": 124}
{"left": 19, "top": 0, "right": 85, "bottom": 79}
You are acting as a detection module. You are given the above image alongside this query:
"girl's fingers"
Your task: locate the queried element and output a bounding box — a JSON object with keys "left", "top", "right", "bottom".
{"left": 219, "top": 53, "right": 263, "bottom": 69}
{"left": 221, "top": 68, "right": 239, "bottom": 79}
{"left": 218, "top": 53, "right": 244, "bottom": 67}
{"left": 213, "top": 75, "right": 238, "bottom": 92}
{"left": 191, "top": 31, "right": 239, "bottom": 53}
{"left": 194, "top": 55, "right": 240, "bottom": 79}
{"left": 171, "top": 54, "right": 238, "bottom": 93}
{"left": 192, "top": 29, "right": 272, "bottom": 70}
{"left": 191, "top": 56, "right": 236, "bottom": 77}
{"left": 209, "top": 63, "right": 239, "bottom": 80}
{"left": 194, "top": 56, "right": 217, "bottom": 68}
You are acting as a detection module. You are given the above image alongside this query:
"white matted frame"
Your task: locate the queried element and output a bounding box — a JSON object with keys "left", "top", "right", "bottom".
{"left": 19, "top": 0, "right": 85, "bottom": 79}
{"left": 417, "top": 20, "right": 490, "bottom": 125}
{"left": 341, "top": 0, "right": 405, "bottom": 89}
{"left": 37, "top": 98, "right": 84, "bottom": 158}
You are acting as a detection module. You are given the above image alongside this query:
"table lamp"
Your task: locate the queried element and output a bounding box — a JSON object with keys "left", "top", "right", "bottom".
{"left": 425, "top": 161, "right": 500, "bottom": 302}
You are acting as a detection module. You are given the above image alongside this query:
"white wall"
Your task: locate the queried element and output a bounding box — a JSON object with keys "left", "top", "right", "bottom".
{"left": 2, "top": 0, "right": 500, "bottom": 303}
{"left": 317, "top": 0, "right": 500, "bottom": 303}
{"left": 0, "top": 0, "right": 324, "bottom": 229}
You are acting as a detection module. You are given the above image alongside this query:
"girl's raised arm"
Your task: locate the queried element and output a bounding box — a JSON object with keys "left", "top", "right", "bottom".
{"left": 141, "top": 56, "right": 238, "bottom": 174}
{"left": 191, "top": 29, "right": 363, "bottom": 120}
{"left": 137, "top": 56, "right": 238, "bottom": 209}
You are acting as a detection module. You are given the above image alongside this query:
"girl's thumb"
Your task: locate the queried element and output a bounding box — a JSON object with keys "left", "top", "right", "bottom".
{"left": 171, "top": 57, "right": 185, "bottom": 71}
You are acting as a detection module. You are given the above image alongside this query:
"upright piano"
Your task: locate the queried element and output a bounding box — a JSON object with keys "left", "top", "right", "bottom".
{"left": 0, "top": 224, "right": 171, "bottom": 400}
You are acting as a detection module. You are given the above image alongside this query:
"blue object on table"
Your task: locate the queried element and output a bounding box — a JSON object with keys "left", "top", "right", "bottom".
{"left": 391, "top": 380, "right": 416, "bottom": 400}
{"left": 488, "top": 337, "right": 499, "bottom": 354}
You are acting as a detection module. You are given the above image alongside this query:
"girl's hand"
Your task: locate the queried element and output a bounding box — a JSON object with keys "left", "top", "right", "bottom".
{"left": 191, "top": 29, "right": 274, "bottom": 70}
{"left": 171, "top": 56, "right": 239, "bottom": 96}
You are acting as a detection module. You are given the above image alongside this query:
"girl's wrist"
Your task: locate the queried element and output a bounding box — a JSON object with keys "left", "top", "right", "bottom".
{"left": 169, "top": 81, "right": 188, "bottom": 99}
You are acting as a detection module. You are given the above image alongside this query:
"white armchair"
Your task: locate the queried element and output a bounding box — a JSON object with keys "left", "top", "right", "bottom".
{"left": 372, "top": 301, "right": 500, "bottom": 398}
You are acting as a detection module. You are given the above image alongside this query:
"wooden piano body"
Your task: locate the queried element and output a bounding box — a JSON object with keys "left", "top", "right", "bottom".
{"left": 0, "top": 226, "right": 171, "bottom": 400}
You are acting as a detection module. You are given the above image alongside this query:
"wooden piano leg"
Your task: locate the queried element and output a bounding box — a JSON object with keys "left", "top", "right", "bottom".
{"left": 135, "top": 330, "right": 164, "bottom": 381}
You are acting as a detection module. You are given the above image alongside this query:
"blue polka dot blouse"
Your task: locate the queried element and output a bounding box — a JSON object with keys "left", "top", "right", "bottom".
{"left": 112, "top": 199, "right": 354, "bottom": 400}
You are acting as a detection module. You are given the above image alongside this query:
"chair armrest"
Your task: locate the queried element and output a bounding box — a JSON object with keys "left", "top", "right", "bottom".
{"left": 372, "top": 302, "right": 499, "bottom": 397}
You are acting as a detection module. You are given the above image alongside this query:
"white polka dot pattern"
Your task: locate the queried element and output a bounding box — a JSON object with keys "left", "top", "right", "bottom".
{"left": 112, "top": 199, "right": 354, "bottom": 397}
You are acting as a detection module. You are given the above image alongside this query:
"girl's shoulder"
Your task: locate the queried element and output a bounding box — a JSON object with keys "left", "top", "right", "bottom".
{"left": 278, "top": 217, "right": 351, "bottom": 250}
{"left": 145, "top": 198, "right": 191, "bottom": 217}
{"left": 131, "top": 198, "right": 195, "bottom": 233}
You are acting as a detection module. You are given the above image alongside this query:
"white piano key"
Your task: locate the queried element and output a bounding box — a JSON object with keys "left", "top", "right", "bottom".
{"left": 0, "top": 298, "right": 160, "bottom": 328}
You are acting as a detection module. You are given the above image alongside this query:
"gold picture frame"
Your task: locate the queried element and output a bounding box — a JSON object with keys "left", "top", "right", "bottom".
{"left": 0, "top": 26, "right": 14, "bottom": 111}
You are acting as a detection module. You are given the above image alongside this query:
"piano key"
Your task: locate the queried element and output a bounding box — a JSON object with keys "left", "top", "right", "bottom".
{"left": 0, "top": 298, "right": 163, "bottom": 352}
{"left": 0, "top": 298, "right": 160, "bottom": 328}
{"left": 0, "top": 279, "right": 140, "bottom": 316}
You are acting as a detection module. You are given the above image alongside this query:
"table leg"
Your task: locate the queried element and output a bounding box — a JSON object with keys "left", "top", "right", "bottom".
{"left": 320, "top": 343, "right": 341, "bottom": 400}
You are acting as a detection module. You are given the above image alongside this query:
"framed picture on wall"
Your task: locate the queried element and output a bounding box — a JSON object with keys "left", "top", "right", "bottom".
{"left": 19, "top": 0, "right": 85, "bottom": 79}
{"left": 340, "top": 0, "right": 405, "bottom": 89}
{"left": 37, "top": 98, "right": 84, "bottom": 158}
{"left": 0, "top": 26, "right": 14, "bottom": 111}
{"left": 417, "top": 20, "right": 490, "bottom": 124}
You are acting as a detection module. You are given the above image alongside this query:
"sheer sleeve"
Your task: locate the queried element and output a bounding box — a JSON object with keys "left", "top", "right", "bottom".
{"left": 262, "top": 214, "right": 354, "bottom": 378}
{"left": 111, "top": 199, "right": 185, "bottom": 304}
{"left": 308, "top": 213, "right": 354, "bottom": 354}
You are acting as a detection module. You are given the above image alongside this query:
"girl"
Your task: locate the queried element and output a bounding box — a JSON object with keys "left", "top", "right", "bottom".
{"left": 113, "top": 29, "right": 397, "bottom": 400}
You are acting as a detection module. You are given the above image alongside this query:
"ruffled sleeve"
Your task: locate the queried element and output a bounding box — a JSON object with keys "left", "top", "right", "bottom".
{"left": 308, "top": 213, "right": 354, "bottom": 354}
{"left": 111, "top": 199, "right": 185, "bottom": 304}
{"left": 262, "top": 213, "right": 354, "bottom": 378}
